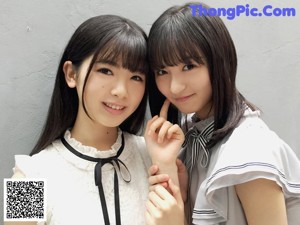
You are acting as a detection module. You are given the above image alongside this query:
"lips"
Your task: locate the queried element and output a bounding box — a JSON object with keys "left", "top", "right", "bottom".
{"left": 174, "top": 94, "right": 195, "bottom": 102}
{"left": 103, "top": 102, "right": 125, "bottom": 110}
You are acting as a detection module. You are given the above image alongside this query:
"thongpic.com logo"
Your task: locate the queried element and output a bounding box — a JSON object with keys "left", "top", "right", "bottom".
{"left": 190, "top": 4, "right": 296, "bottom": 20}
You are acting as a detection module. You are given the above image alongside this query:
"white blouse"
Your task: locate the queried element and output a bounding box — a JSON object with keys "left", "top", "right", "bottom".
{"left": 13, "top": 130, "right": 151, "bottom": 225}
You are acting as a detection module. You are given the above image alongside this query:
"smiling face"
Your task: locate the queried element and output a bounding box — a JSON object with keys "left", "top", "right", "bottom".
{"left": 155, "top": 60, "right": 213, "bottom": 120}
{"left": 70, "top": 56, "right": 146, "bottom": 129}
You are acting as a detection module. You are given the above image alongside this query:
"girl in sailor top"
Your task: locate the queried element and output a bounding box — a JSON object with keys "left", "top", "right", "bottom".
{"left": 8, "top": 15, "right": 161, "bottom": 225}
{"left": 144, "top": 2, "right": 300, "bottom": 225}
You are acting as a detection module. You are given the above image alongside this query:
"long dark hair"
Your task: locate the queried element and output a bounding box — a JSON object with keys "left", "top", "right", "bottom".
{"left": 148, "top": 2, "right": 256, "bottom": 147}
{"left": 31, "top": 15, "right": 148, "bottom": 156}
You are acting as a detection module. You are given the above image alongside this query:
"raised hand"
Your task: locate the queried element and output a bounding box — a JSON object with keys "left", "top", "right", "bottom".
{"left": 145, "top": 100, "right": 184, "bottom": 165}
{"left": 145, "top": 100, "right": 187, "bottom": 224}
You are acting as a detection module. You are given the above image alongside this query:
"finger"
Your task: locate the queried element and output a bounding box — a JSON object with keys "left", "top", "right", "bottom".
{"left": 157, "top": 121, "right": 173, "bottom": 143}
{"left": 154, "top": 184, "right": 176, "bottom": 204}
{"left": 149, "top": 190, "right": 165, "bottom": 208}
{"left": 145, "top": 115, "right": 159, "bottom": 136}
{"left": 148, "top": 164, "right": 159, "bottom": 176}
{"left": 149, "top": 182, "right": 168, "bottom": 192}
{"left": 148, "top": 117, "right": 167, "bottom": 136}
{"left": 149, "top": 173, "right": 170, "bottom": 186}
{"left": 159, "top": 99, "right": 171, "bottom": 119}
{"left": 176, "top": 159, "right": 183, "bottom": 167}
{"left": 146, "top": 199, "right": 161, "bottom": 219}
{"left": 145, "top": 211, "right": 154, "bottom": 225}
{"left": 176, "top": 159, "right": 187, "bottom": 173}
{"left": 166, "top": 124, "right": 184, "bottom": 140}
{"left": 168, "top": 179, "right": 183, "bottom": 204}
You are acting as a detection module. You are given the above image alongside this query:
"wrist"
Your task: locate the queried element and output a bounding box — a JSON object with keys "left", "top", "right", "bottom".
{"left": 153, "top": 161, "right": 177, "bottom": 170}
{"left": 151, "top": 155, "right": 177, "bottom": 165}
{"left": 152, "top": 161, "right": 179, "bottom": 186}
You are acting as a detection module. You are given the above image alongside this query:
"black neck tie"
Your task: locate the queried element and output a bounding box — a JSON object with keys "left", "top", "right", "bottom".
{"left": 61, "top": 133, "right": 130, "bottom": 225}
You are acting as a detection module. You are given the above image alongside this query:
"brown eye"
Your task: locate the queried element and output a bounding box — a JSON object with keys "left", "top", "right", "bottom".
{"left": 183, "top": 64, "right": 195, "bottom": 71}
{"left": 98, "top": 68, "right": 113, "bottom": 75}
{"left": 156, "top": 69, "right": 167, "bottom": 76}
{"left": 131, "top": 75, "right": 144, "bottom": 82}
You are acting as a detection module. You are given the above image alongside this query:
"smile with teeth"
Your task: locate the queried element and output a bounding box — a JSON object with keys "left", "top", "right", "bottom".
{"left": 104, "top": 102, "right": 125, "bottom": 110}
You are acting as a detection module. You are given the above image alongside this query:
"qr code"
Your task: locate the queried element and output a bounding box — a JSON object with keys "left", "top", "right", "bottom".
{"left": 4, "top": 178, "right": 47, "bottom": 221}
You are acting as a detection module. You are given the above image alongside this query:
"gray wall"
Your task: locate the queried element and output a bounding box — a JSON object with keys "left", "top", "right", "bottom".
{"left": 1, "top": 0, "right": 299, "bottom": 221}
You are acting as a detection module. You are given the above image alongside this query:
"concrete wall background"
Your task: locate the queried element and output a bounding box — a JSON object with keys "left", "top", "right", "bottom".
{"left": 1, "top": 0, "right": 299, "bottom": 221}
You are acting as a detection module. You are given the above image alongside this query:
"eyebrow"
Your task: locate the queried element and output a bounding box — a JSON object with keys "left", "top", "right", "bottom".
{"left": 95, "top": 60, "right": 146, "bottom": 75}
{"left": 95, "top": 60, "right": 120, "bottom": 68}
{"left": 183, "top": 56, "right": 204, "bottom": 62}
{"left": 181, "top": 56, "right": 206, "bottom": 66}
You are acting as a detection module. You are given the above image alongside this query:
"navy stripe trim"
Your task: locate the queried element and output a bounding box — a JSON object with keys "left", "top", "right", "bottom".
{"left": 193, "top": 209, "right": 217, "bottom": 215}
{"left": 207, "top": 162, "right": 300, "bottom": 189}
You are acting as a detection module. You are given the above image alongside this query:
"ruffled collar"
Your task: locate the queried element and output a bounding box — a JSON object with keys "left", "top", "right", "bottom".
{"left": 53, "top": 129, "right": 125, "bottom": 171}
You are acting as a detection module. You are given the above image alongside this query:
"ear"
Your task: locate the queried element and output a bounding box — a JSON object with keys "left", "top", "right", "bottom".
{"left": 63, "top": 61, "right": 77, "bottom": 88}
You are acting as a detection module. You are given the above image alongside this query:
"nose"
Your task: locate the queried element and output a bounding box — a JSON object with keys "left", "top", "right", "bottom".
{"left": 170, "top": 75, "right": 186, "bottom": 95}
{"left": 111, "top": 80, "right": 128, "bottom": 99}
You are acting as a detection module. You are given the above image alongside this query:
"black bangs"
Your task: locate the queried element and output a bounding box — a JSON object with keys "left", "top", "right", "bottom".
{"left": 148, "top": 9, "right": 206, "bottom": 70}
{"left": 96, "top": 29, "right": 148, "bottom": 75}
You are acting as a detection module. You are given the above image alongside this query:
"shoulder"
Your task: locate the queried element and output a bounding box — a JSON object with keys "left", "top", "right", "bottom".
{"left": 231, "top": 109, "right": 269, "bottom": 139}
{"left": 221, "top": 109, "right": 281, "bottom": 157}
{"left": 13, "top": 140, "right": 62, "bottom": 177}
{"left": 211, "top": 108, "right": 296, "bottom": 168}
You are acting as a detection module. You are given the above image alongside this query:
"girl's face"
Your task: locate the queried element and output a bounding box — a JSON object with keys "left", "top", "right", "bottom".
{"left": 155, "top": 61, "right": 213, "bottom": 120}
{"left": 75, "top": 56, "right": 146, "bottom": 128}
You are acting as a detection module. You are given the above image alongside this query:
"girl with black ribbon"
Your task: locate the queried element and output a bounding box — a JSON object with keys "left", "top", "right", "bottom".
{"left": 145, "top": 2, "right": 300, "bottom": 225}
{"left": 11, "top": 15, "right": 152, "bottom": 225}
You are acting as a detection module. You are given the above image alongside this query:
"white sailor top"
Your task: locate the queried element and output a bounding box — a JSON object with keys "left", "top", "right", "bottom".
{"left": 185, "top": 109, "right": 300, "bottom": 225}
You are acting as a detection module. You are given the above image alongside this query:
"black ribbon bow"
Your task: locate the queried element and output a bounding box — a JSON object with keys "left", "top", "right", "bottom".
{"left": 61, "top": 133, "right": 130, "bottom": 225}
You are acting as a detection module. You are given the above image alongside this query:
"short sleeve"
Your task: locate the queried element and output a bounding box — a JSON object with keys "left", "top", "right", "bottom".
{"left": 14, "top": 149, "right": 52, "bottom": 178}
{"left": 14, "top": 155, "right": 40, "bottom": 178}
{"left": 201, "top": 115, "right": 300, "bottom": 223}
{"left": 206, "top": 118, "right": 300, "bottom": 195}
{"left": 13, "top": 154, "right": 49, "bottom": 225}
